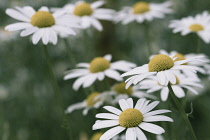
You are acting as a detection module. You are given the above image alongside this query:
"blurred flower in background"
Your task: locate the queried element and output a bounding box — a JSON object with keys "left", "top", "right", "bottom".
{"left": 115, "top": 1, "right": 172, "bottom": 24}
{"left": 169, "top": 11, "right": 210, "bottom": 43}
{"left": 52, "top": 0, "right": 115, "bottom": 31}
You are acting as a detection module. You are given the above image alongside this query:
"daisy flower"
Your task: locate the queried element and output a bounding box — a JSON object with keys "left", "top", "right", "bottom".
{"left": 5, "top": 6, "right": 80, "bottom": 45}
{"left": 139, "top": 73, "right": 203, "bottom": 101}
{"left": 53, "top": 1, "right": 115, "bottom": 31}
{"left": 121, "top": 54, "right": 201, "bottom": 88}
{"left": 115, "top": 1, "right": 172, "bottom": 24}
{"left": 169, "top": 11, "right": 210, "bottom": 43}
{"left": 112, "top": 134, "right": 164, "bottom": 140}
{"left": 65, "top": 91, "right": 111, "bottom": 115}
{"left": 92, "top": 98, "right": 173, "bottom": 140}
{"left": 111, "top": 82, "right": 156, "bottom": 104}
{"left": 156, "top": 49, "right": 210, "bottom": 77}
{"left": 64, "top": 54, "right": 136, "bottom": 91}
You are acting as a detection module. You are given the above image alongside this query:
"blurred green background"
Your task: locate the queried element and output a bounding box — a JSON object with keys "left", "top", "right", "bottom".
{"left": 1, "top": 0, "right": 210, "bottom": 140}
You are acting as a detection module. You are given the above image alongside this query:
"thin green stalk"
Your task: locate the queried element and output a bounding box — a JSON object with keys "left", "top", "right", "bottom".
{"left": 144, "top": 23, "right": 153, "bottom": 57}
{"left": 168, "top": 84, "right": 197, "bottom": 140}
{"left": 43, "top": 45, "right": 72, "bottom": 137}
{"left": 64, "top": 38, "right": 77, "bottom": 67}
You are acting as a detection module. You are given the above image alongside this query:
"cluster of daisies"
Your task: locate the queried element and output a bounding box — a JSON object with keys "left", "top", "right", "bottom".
{"left": 64, "top": 49, "right": 210, "bottom": 139}
{"left": 5, "top": 0, "right": 210, "bottom": 45}
{"left": 4, "top": 0, "right": 210, "bottom": 140}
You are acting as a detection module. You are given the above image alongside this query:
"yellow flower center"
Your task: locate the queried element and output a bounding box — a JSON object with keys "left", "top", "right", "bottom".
{"left": 90, "top": 132, "right": 103, "bottom": 140}
{"left": 148, "top": 54, "right": 174, "bottom": 72}
{"left": 86, "top": 92, "right": 100, "bottom": 107}
{"left": 73, "top": 2, "right": 93, "bottom": 16}
{"left": 89, "top": 57, "right": 110, "bottom": 73}
{"left": 113, "top": 82, "right": 133, "bottom": 95}
{"left": 133, "top": 2, "right": 150, "bottom": 14}
{"left": 189, "top": 24, "right": 204, "bottom": 32}
{"left": 119, "top": 108, "right": 143, "bottom": 128}
{"left": 30, "top": 11, "right": 55, "bottom": 28}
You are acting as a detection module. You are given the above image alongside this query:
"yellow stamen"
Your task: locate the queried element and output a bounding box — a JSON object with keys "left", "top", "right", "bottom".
{"left": 89, "top": 57, "right": 110, "bottom": 73}
{"left": 148, "top": 54, "right": 174, "bottom": 72}
{"left": 119, "top": 108, "right": 143, "bottom": 128}
{"left": 189, "top": 24, "right": 204, "bottom": 32}
{"left": 73, "top": 2, "right": 93, "bottom": 17}
{"left": 31, "top": 11, "right": 55, "bottom": 28}
{"left": 113, "top": 82, "right": 133, "bottom": 95}
{"left": 133, "top": 2, "right": 150, "bottom": 14}
{"left": 86, "top": 92, "right": 100, "bottom": 106}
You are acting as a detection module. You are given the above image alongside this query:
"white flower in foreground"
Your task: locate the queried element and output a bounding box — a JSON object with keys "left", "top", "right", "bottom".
{"left": 139, "top": 74, "right": 203, "bottom": 101}
{"left": 169, "top": 11, "right": 210, "bottom": 43}
{"left": 93, "top": 98, "right": 173, "bottom": 140}
{"left": 122, "top": 54, "right": 200, "bottom": 88}
{"left": 111, "top": 82, "right": 157, "bottom": 103}
{"left": 115, "top": 1, "right": 172, "bottom": 24}
{"left": 53, "top": 1, "right": 115, "bottom": 31}
{"left": 64, "top": 54, "right": 136, "bottom": 91}
{"left": 5, "top": 6, "right": 80, "bottom": 45}
{"left": 65, "top": 91, "right": 110, "bottom": 115}
{"left": 156, "top": 49, "right": 210, "bottom": 77}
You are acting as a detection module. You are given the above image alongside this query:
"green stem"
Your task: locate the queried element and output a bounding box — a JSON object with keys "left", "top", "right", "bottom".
{"left": 168, "top": 84, "right": 197, "bottom": 140}
{"left": 64, "top": 39, "right": 76, "bottom": 67}
{"left": 43, "top": 45, "right": 72, "bottom": 136}
{"left": 144, "top": 23, "right": 153, "bottom": 57}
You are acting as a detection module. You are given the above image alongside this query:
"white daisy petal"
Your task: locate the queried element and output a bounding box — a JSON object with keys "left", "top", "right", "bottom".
{"left": 5, "top": 22, "right": 32, "bottom": 31}
{"left": 20, "top": 26, "right": 39, "bottom": 37}
{"left": 143, "top": 115, "right": 173, "bottom": 122}
{"left": 119, "top": 99, "right": 130, "bottom": 111}
{"left": 135, "top": 127, "right": 147, "bottom": 140}
{"left": 160, "top": 87, "right": 169, "bottom": 101}
{"left": 99, "top": 126, "right": 125, "bottom": 140}
{"left": 126, "top": 98, "right": 134, "bottom": 108}
{"left": 93, "top": 120, "right": 119, "bottom": 130}
{"left": 103, "top": 106, "right": 122, "bottom": 115}
{"left": 65, "top": 101, "right": 86, "bottom": 113}
{"left": 91, "top": 1, "right": 104, "bottom": 9}
{"left": 171, "top": 85, "right": 185, "bottom": 98}
{"left": 139, "top": 122, "right": 165, "bottom": 135}
{"left": 144, "top": 110, "right": 171, "bottom": 117}
{"left": 96, "top": 113, "right": 119, "bottom": 120}
{"left": 142, "top": 101, "right": 159, "bottom": 114}
{"left": 6, "top": 9, "right": 30, "bottom": 22}
{"left": 126, "top": 128, "right": 136, "bottom": 140}
{"left": 82, "top": 74, "right": 97, "bottom": 88}
{"left": 105, "top": 69, "right": 122, "bottom": 81}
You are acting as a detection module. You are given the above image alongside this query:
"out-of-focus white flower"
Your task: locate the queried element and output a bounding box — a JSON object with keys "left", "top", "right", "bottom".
{"left": 65, "top": 91, "right": 111, "bottom": 115}
{"left": 122, "top": 54, "right": 201, "bottom": 88}
{"left": 110, "top": 82, "right": 156, "bottom": 104}
{"left": 0, "top": 27, "right": 17, "bottom": 41}
{"left": 5, "top": 6, "right": 80, "bottom": 45}
{"left": 169, "top": 11, "right": 210, "bottom": 43}
{"left": 115, "top": 1, "right": 172, "bottom": 24}
{"left": 64, "top": 54, "right": 136, "bottom": 91}
{"left": 93, "top": 98, "right": 173, "bottom": 140}
{"left": 139, "top": 73, "right": 203, "bottom": 101}
{"left": 53, "top": 1, "right": 115, "bottom": 31}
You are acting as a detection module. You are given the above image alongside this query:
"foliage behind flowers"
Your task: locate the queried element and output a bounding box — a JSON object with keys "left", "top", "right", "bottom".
{"left": 1, "top": 0, "right": 210, "bottom": 140}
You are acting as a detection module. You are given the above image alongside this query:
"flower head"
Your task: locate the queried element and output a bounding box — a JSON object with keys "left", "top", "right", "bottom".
{"left": 64, "top": 54, "right": 136, "bottom": 91}
{"left": 93, "top": 98, "right": 173, "bottom": 140}
{"left": 53, "top": 1, "right": 115, "bottom": 31}
{"left": 115, "top": 1, "right": 172, "bottom": 24}
{"left": 169, "top": 11, "right": 210, "bottom": 43}
{"left": 122, "top": 53, "right": 201, "bottom": 88}
{"left": 65, "top": 91, "right": 111, "bottom": 115}
{"left": 5, "top": 6, "right": 80, "bottom": 45}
